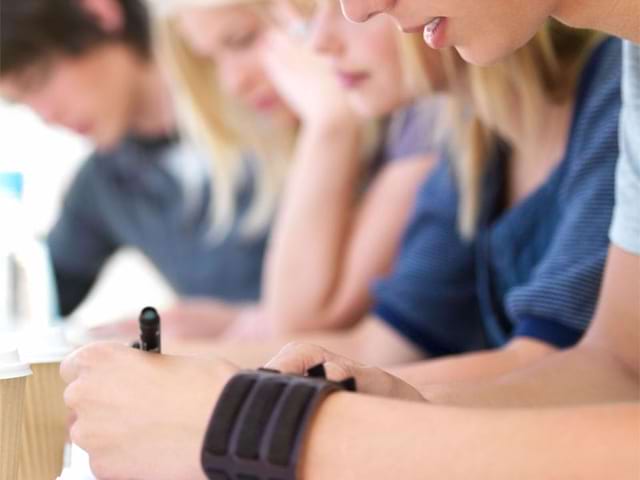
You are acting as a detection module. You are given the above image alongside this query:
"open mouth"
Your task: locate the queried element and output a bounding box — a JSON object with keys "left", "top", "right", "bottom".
{"left": 423, "top": 17, "right": 447, "bottom": 49}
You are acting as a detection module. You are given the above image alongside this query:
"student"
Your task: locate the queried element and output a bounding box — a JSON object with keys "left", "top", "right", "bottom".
{"left": 60, "top": 0, "right": 639, "bottom": 477}
{"left": 147, "top": 0, "right": 438, "bottom": 338}
{"left": 169, "top": 14, "right": 621, "bottom": 386}
{"left": 62, "top": 10, "right": 640, "bottom": 480}
{"left": 0, "top": 0, "right": 271, "bottom": 333}
{"left": 326, "top": 0, "right": 640, "bottom": 404}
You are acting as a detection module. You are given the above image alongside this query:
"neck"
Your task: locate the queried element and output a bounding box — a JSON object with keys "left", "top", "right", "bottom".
{"left": 553, "top": 0, "right": 640, "bottom": 43}
{"left": 129, "top": 61, "right": 176, "bottom": 139}
{"left": 506, "top": 96, "right": 573, "bottom": 162}
{"left": 501, "top": 97, "right": 573, "bottom": 206}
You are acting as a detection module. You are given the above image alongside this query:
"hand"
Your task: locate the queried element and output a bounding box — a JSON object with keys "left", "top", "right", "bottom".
{"left": 161, "top": 298, "right": 241, "bottom": 339}
{"left": 265, "top": 342, "right": 425, "bottom": 401}
{"left": 260, "top": 29, "right": 356, "bottom": 126}
{"left": 219, "top": 305, "right": 275, "bottom": 340}
{"left": 88, "top": 317, "right": 138, "bottom": 340}
{"left": 60, "top": 342, "right": 238, "bottom": 480}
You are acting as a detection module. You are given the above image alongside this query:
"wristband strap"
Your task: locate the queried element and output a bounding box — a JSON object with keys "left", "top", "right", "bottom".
{"left": 202, "top": 368, "right": 354, "bottom": 480}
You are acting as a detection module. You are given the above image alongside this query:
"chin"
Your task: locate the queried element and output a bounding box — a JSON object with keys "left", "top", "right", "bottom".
{"left": 348, "top": 97, "right": 382, "bottom": 119}
{"left": 455, "top": 44, "right": 507, "bottom": 66}
{"left": 92, "top": 132, "right": 121, "bottom": 152}
{"left": 455, "top": 28, "right": 539, "bottom": 66}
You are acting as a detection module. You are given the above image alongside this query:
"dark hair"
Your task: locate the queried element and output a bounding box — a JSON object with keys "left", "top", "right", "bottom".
{"left": 0, "top": 0, "right": 152, "bottom": 76}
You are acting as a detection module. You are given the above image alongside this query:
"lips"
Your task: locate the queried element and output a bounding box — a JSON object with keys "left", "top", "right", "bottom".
{"left": 252, "top": 95, "right": 280, "bottom": 112}
{"left": 335, "top": 71, "right": 369, "bottom": 89}
{"left": 423, "top": 16, "right": 447, "bottom": 49}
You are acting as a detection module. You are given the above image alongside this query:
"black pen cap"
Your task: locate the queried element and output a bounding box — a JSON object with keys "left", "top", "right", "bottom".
{"left": 139, "top": 306, "right": 161, "bottom": 352}
{"left": 140, "top": 306, "right": 160, "bottom": 329}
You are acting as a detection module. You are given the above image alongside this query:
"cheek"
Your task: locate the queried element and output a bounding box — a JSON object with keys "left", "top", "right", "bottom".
{"left": 218, "top": 52, "right": 265, "bottom": 96}
{"left": 365, "top": 44, "right": 407, "bottom": 108}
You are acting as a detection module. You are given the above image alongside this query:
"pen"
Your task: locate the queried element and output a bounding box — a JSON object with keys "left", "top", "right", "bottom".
{"left": 131, "top": 306, "right": 161, "bottom": 353}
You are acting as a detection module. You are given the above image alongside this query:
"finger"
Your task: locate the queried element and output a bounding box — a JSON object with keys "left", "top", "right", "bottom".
{"left": 322, "top": 361, "right": 352, "bottom": 382}
{"left": 60, "top": 349, "right": 83, "bottom": 385}
{"left": 66, "top": 408, "right": 78, "bottom": 433}
{"left": 322, "top": 361, "right": 358, "bottom": 391}
{"left": 264, "top": 342, "right": 329, "bottom": 374}
{"left": 60, "top": 341, "right": 129, "bottom": 384}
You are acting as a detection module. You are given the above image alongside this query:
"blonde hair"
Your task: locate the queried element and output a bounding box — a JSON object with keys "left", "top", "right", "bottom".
{"left": 447, "top": 22, "right": 601, "bottom": 237}
{"left": 152, "top": 0, "right": 296, "bottom": 240}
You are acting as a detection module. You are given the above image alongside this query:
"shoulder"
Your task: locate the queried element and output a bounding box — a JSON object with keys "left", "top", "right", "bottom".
{"left": 411, "top": 155, "right": 459, "bottom": 216}
{"left": 622, "top": 41, "right": 640, "bottom": 97}
{"left": 64, "top": 138, "right": 147, "bottom": 203}
{"left": 562, "top": 38, "right": 623, "bottom": 189}
{"left": 384, "top": 96, "right": 446, "bottom": 160}
{"left": 572, "top": 38, "right": 623, "bottom": 130}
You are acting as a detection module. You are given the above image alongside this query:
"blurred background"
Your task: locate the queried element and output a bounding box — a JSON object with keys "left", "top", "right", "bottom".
{"left": 0, "top": 101, "right": 174, "bottom": 326}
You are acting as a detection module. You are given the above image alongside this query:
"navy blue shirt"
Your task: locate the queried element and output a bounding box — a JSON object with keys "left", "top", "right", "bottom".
{"left": 373, "top": 38, "right": 622, "bottom": 355}
{"left": 48, "top": 137, "right": 270, "bottom": 315}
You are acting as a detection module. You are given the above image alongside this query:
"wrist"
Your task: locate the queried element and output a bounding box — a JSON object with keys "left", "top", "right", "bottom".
{"left": 303, "top": 109, "right": 362, "bottom": 136}
{"left": 200, "top": 368, "right": 356, "bottom": 479}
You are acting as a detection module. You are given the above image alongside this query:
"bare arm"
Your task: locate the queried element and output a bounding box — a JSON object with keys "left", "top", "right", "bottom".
{"left": 302, "top": 394, "right": 640, "bottom": 480}
{"left": 165, "top": 315, "right": 424, "bottom": 368}
{"left": 391, "top": 336, "right": 558, "bottom": 386}
{"left": 262, "top": 114, "right": 364, "bottom": 330}
{"left": 61, "top": 340, "right": 639, "bottom": 480}
{"left": 414, "top": 245, "right": 640, "bottom": 406}
{"left": 265, "top": 151, "right": 434, "bottom": 333}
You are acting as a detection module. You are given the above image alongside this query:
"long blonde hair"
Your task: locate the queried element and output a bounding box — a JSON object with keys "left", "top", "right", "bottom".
{"left": 152, "top": 0, "right": 296, "bottom": 240}
{"left": 446, "top": 22, "right": 601, "bottom": 237}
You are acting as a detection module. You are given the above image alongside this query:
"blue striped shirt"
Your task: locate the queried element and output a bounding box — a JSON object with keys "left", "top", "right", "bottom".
{"left": 610, "top": 42, "right": 640, "bottom": 254}
{"left": 373, "top": 38, "right": 622, "bottom": 355}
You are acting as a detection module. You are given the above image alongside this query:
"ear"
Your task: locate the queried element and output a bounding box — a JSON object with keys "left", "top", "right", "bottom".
{"left": 79, "top": 0, "right": 124, "bottom": 32}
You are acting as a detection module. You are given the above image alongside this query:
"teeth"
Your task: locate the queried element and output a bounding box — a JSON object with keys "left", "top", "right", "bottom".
{"left": 425, "top": 17, "right": 442, "bottom": 35}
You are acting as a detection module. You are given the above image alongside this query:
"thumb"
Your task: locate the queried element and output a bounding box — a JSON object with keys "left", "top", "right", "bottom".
{"left": 322, "top": 361, "right": 355, "bottom": 383}
{"left": 264, "top": 342, "right": 330, "bottom": 375}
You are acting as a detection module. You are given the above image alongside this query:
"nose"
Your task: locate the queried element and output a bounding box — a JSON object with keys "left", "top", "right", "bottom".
{"left": 338, "top": 0, "right": 389, "bottom": 23}
{"left": 309, "top": 5, "right": 344, "bottom": 57}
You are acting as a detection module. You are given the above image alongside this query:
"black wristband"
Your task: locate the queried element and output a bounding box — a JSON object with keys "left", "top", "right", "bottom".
{"left": 201, "top": 369, "right": 354, "bottom": 480}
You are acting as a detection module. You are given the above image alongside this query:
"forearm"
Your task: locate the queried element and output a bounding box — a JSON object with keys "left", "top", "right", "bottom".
{"left": 165, "top": 316, "right": 424, "bottom": 368}
{"left": 301, "top": 393, "right": 640, "bottom": 480}
{"left": 311, "top": 157, "right": 436, "bottom": 330}
{"left": 391, "top": 338, "right": 556, "bottom": 390}
{"left": 423, "top": 343, "right": 640, "bottom": 406}
{"left": 422, "top": 246, "right": 640, "bottom": 407}
{"left": 264, "top": 117, "right": 364, "bottom": 331}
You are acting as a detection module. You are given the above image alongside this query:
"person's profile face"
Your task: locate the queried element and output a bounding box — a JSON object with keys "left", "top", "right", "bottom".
{"left": 176, "top": 5, "right": 291, "bottom": 119}
{"left": 0, "top": 45, "right": 142, "bottom": 149}
{"left": 308, "top": 1, "right": 410, "bottom": 118}
{"left": 336, "top": 0, "right": 558, "bottom": 65}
